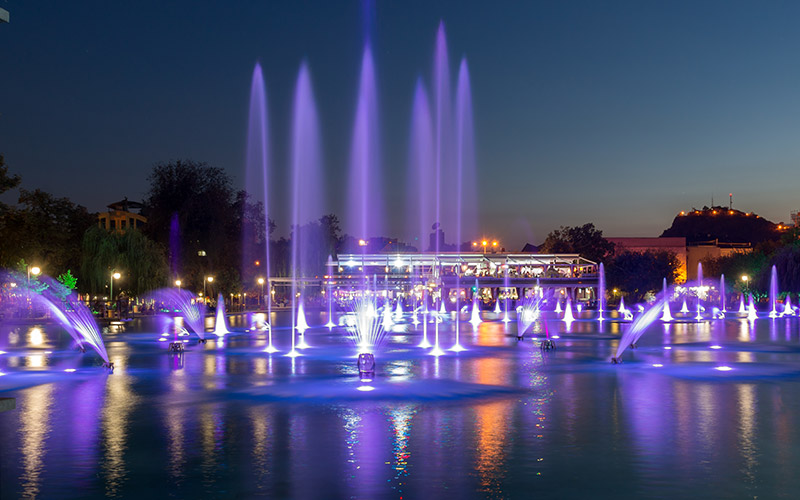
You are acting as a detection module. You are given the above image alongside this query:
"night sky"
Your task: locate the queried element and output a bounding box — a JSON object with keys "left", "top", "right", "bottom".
{"left": 2, "top": 0, "right": 800, "bottom": 250}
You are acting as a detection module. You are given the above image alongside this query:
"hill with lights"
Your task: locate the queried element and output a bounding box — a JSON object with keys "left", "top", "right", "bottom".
{"left": 661, "top": 206, "right": 780, "bottom": 245}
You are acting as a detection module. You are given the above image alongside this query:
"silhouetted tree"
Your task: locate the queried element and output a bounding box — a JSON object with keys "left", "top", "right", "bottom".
{"left": 606, "top": 250, "right": 680, "bottom": 304}
{"left": 0, "top": 188, "right": 95, "bottom": 273}
{"left": 540, "top": 223, "right": 616, "bottom": 264}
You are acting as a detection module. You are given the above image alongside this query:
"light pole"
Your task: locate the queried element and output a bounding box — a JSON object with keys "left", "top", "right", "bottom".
{"left": 175, "top": 279, "right": 182, "bottom": 290}
{"left": 204, "top": 276, "right": 214, "bottom": 301}
{"left": 258, "top": 277, "right": 265, "bottom": 307}
{"left": 110, "top": 271, "right": 121, "bottom": 318}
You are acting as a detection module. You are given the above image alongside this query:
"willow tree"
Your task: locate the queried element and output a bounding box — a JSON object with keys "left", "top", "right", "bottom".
{"left": 80, "top": 226, "right": 168, "bottom": 296}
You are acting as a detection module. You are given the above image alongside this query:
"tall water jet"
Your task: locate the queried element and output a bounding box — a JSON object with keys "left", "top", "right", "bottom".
{"left": 502, "top": 262, "right": 511, "bottom": 323}
{"left": 597, "top": 263, "right": 606, "bottom": 322}
{"left": 418, "top": 289, "right": 432, "bottom": 348}
{"left": 554, "top": 299, "right": 562, "bottom": 314}
{"left": 661, "top": 277, "right": 673, "bottom": 322}
{"left": 325, "top": 256, "right": 336, "bottom": 330}
{"left": 695, "top": 262, "right": 704, "bottom": 321}
{"left": 769, "top": 265, "right": 779, "bottom": 318}
{"left": 407, "top": 79, "right": 434, "bottom": 250}
{"left": 681, "top": 297, "right": 689, "bottom": 314}
{"left": 213, "top": 293, "right": 230, "bottom": 335}
{"left": 719, "top": 274, "right": 726, "bottom": 313}
{"left": 348, "top": 42, "right": 383, "bottom": 245}
{"left": 394, "top": 301, "right": 403, "bottom": 322}
{"left": 288, "top": 61, "right": 323, "bottom": 357}
{"left": 246, "top": 63, "right": 277, "bottom": 351}
{"left": 493, "top": 300, "right": 501, "bottom": 314}
{"left": 450, "top": 57, "right": 476, "bottom": 353}
{"left": 738, "top": 294, "right": 746, "bottom": 314}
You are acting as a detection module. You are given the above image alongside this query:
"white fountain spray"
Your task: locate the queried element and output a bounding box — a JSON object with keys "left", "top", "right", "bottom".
{"left": 748, "top": 294, "right": 758, "bottom": 321}
{"left": 563, "top": 296, "right": 575, "bottom": 324}
{"left": 769, "top": 265, "right": 779, "bottom": 318}
{"left": 661, "top": 278, "right": 673, "bottom": 322}
{"left": 213, "top": 293, "right": 230, "bottom": 336}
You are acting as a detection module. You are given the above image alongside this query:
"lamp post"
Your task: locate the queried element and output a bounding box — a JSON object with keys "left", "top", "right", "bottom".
{"left": 110, "top": 271, "right": 121, "bottom": 318}
{"left": 175, "top": 279, "right": 182, "bottom": 290}
{"left": 258, "top": 277, "right": 265, "bottom": 307}
{"left": 204, "top": 276, "right": 214, "bottom": 301}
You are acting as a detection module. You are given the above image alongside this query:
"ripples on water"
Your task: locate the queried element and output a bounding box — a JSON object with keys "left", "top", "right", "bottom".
{"left": 1, "top": 314, "right": 800, "bottom": 498}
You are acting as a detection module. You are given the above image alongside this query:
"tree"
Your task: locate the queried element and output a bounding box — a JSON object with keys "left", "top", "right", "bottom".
{"left": 80, "top": 226, "right": 168, "bottom": 296}
{"left": 540, "top": 223, "right": 616, "bottom": 264}
{"left": 0, "top": 188, "right": 96, "bottom": 272}
{"left": 144, "top": 160, "right": 242, "bottom": 293}
{"left": 606, "top": 250, "right": 681, "bottom": 304}
{"left": 0, "top": 154, "right": 21, "bottom": 214}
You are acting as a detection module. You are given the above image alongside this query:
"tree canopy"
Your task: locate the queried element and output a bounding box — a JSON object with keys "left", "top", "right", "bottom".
{"left": 606, "top": 250, "right": 681, "bottom": 304}
{"left": 540, "top": 223, "right": 615, "bottom": 264}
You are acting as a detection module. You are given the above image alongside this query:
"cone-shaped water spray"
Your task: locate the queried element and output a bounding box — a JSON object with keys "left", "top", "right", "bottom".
{"left": 213, "top": 293, "right": 230, "bottom": 335}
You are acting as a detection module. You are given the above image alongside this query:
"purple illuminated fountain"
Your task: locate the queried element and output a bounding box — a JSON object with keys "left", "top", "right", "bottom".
{"left": 769, "top": 265, "right": 779, "bottom": 318}
{"left": 29, "top": 276, "right": 110, "bottom": 366}
{"left": 244, "top": 62, "right": 277, "bottom": 351}
{"left": 288, "top": 61, "right": 323, "bottom": 356}
{"left": 148, "top": 288, "right": 205, "bottom": 340}
{"left": 597, "top": 263, "right": 606, "bottom": 322}
{"left": 213, "top": 293, "right": 230, "bottom": 335}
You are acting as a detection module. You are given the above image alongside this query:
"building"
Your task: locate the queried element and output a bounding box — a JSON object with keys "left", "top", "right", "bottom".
{"left": 98, "top": 198, "right": 147, "bottom": 234}
{"left": 686, "top": 240, "right": 751, "bottom": 280}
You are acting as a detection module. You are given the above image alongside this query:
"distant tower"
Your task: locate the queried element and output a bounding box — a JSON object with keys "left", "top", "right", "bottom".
{"left": 729, "top": 193, "right": 733, "bottom": 210}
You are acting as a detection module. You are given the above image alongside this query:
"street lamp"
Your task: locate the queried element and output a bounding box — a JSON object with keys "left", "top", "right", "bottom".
{"left": 110, "top": 271, "right": 121, "bottom": 318}
{"left": 175, "top": 279, "right": 182, "bottom": 290}
{"left": 204, "top": 276, "right": 214, "bottom": 299}
{"left": 257, "top": 277, "right": 265, "bottom": 307}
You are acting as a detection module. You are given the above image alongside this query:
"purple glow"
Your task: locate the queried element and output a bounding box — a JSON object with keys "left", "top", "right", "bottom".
{"left": 289, "top": 61, "right": 322, "bottom": 352}
{"left": 147, "top": 288, "right": 205, "bottom": 339}
{"left": 348, "top": 43, "right": 382, "bottom": 241}
{"left": 407, "top": 79, "right": 434, "bottom": 248}
{"left": 30, "top": 276, "right": 109, "bottom": 363}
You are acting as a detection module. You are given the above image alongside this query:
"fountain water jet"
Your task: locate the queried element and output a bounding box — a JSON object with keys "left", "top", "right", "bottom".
{"left": 769, "top": 265, "right": 779, "bottom": 318}
{"left": 288, "top": 61, "right": 323, "bottom": 356}
{"left": 213, "top": 293, "right": 230, "bottom": 335}
{"left": 661, "top": 278, "right": 673, "bottom": 322}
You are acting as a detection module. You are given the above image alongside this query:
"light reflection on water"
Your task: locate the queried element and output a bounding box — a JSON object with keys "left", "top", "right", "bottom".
{"left": 1, "top": 313, "right": 800, "bottom": 498}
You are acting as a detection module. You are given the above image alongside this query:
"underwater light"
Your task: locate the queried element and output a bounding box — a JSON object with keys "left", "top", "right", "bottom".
{"left": 356, "top": 385, "right": 375, "bottom": 392}
{"left": 64, "top": 368, "right": 76, "bottom": 373}
{"left": 714, "top": 366, "right": 733, "bottom": 372}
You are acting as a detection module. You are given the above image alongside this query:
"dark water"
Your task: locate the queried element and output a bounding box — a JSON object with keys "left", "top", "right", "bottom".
{"left": 2, "top": 311, "right": 800, "bottom": 499}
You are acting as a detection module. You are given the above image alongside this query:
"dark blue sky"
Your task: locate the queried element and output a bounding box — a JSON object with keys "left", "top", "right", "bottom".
{"left": 2, "top": 0, "right": 800, "bottom": 249}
